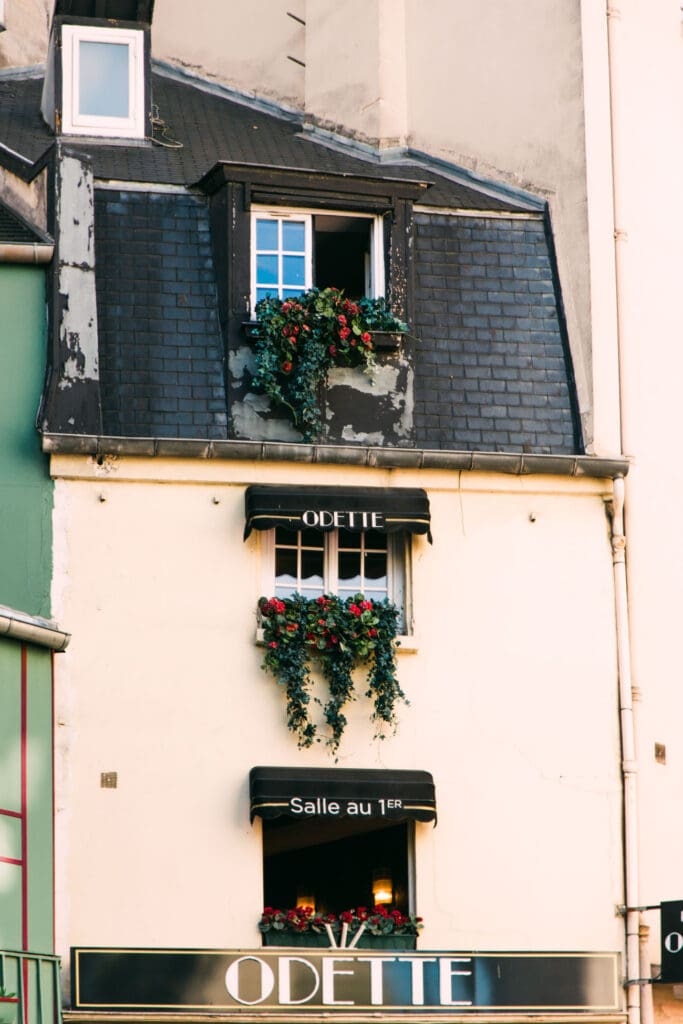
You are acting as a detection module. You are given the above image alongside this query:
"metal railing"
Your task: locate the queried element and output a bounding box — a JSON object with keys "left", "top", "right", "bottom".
{"left": 0, "top": 951, "right": 62, "bottom": 1024}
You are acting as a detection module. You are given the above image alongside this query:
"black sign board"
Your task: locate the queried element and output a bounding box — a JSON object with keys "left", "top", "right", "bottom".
{"left": 71, "top": 948, "right": 620, "bottom": 1014}
{"left": 661, "top": 900, "right": 683, "bottom": 982}
{"left": 249, "top": 767, "right": 437, "bottom": 824}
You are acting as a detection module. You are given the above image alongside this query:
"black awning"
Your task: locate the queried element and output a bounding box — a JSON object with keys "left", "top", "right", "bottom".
{"left": 249, "top": 766, "right": 436, "bottom": 824}
{"left": 244, "top": 486, "right": 431, "bottom": 541}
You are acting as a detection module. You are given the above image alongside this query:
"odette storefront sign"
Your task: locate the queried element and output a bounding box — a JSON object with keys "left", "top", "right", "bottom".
{"left": 72, "top": 949, "right": 620, "bottom": 1014}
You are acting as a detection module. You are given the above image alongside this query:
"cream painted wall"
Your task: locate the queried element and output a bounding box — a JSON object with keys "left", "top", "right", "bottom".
{"left": 52, "top": 457, "right": 623, "bottom": 959}
{"left": 153, "top": 0, "right": 305, "bottom": 107}
{"left": 0, "top": 0, "right": 51, "bottom": 67}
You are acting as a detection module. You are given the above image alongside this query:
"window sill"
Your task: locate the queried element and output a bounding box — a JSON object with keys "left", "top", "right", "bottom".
{"left": 255, "top": 627, "right": 417, "bottom": 653}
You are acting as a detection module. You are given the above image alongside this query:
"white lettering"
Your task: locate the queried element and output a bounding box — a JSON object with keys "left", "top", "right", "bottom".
{"left": 371, "top": 512, "right": 383, "bottom": 528}
{"left": 302, "top": 510, "right": 318, "bottom": 527}
{"left": 321, "top": 958, "right": 354, "bottom": 1006}
{"left": 357, "top": 958, "right": 395, "bottom": 1005}
{"left": 665, "top": 932, "right": 683, "bottom": 954}
{"left": 277, "top": 957, "right": 320, "bottom": 1005}
{"left": 347, "top": 801, "right": 358, "bottom": 815}
{"left": 290, "top": 797, "right": 303, "bottom": 814}
{"left": 397, "top": 957, "right": 437, "bottom": 1005}
{"left": 439, "top": 958, "right": 473, "bottom": 1007}
{"left": 328, "top": 801, "right": 340, "bottom": 814}
{"left": 319, "top": 510, "right": 335, "bottom": 528}
{"left": 225, "top": 957, "right": 275, "bottom": 1006}
{"left": 333, "top": 511, "right": 343, "bottom": 527}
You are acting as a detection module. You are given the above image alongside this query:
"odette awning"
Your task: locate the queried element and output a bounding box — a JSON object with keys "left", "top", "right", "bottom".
{"left": 243, "top": 485, "right": 431, "bottom": 541}
{"left": 249, "top": 766, "right": 437, "bottom": 824}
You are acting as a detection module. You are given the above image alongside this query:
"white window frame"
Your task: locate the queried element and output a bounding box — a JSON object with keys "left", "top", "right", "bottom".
{"left": 61, "top": 24, "right": 145, "bottom": 139}
{"left": 261, "top": 527, "right": 411, "bottom": 632}
{"left": 250, "top": 206, "right": 385, "bottom": 314}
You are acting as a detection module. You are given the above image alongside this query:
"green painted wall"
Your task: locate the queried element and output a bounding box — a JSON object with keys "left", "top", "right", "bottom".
{"left": 0, "top": 266, "right": 52, "bottom": 617}
{"left": 0, "top": 640, "right": 54, "bottom": 953}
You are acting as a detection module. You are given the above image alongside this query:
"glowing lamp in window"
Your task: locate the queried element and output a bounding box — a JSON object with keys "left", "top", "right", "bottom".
{"left": 372, "top": 868, "right": 393, "bottom": 906}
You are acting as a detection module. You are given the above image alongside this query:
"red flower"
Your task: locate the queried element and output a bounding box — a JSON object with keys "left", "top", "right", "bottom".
{"left": 269, "top": 641, "right": 277, "bottom": 648}
{"left": 282, "top": 326, "right": 290, "bottom": 336}
{"left": 360, "top": 600, "right": 372, "bottom": 610}
{"left": 285, "top": 622, "right": 298, "bottom": 632}
{"left": 281, "top": 361, "right": 293, "bottom": 373}
{"left": 328, "top": 345, "right": 337, "bottom": 357}
{"left": 340, "top": 910, "right": 353, "bottom": 923}
{"left": 361, "top": 331, "right": 372, "bottom": 344}
{"left": 367, "top": 627, "right": 378, "bottom": 638}
{"left": 350, "top": 338, "right": 357, "bottom": 346}
{"left": 339, "top": 326, "right": 351, "bottom": 340}
{"left": 338, "top": 314, "right": 347, "bottom": 325}
{"left": 349, "top": 603, "right": 362, "bottom": 617}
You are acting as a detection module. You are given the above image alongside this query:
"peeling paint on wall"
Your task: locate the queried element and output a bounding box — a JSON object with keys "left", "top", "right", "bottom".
{"left": 56, "top": 154, "right": 99, "bottom": 382}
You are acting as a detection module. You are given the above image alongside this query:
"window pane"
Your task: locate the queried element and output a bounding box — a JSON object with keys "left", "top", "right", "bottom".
{"left": 300, "top": 528, "right": 324, "bottom": 548}
{"left": 282, "top": 288, "right": 305, "bottom": 299}
{"left": 283, "top": 255, "right": 305, "bottom": 286}
{"left": 275, "top": 527, "right": 299, "bottom": 546}
{"left": 282, "top": 220, "right": 306, "bottom": 252}
{"left": 256, "top": 219, "right": 279, "bottom": 250}
{"left": 301, "top": 550, "right": 324, "bottom": 590}
{"left": 79, "top": 40, "right": 129, "bottom": 117}
{"left": 256, "top": 287, "right": 275, "bottom": 304}
{"left": 364, "top": 531, "right": 386, "bottom": 550}
{"left": 256, "top": 254, "right": 279, "bottom": 285}
{"left": 364, "top": 552, "right": 387, "bottom": 585}
{"left": 275, "top": 548, "right": 297, "bottom": 582}
{"left": 338, "top": 550, "right": 361, "bottom": 590}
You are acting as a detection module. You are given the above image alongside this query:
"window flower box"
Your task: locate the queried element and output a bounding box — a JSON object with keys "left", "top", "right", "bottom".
{"left": 261, "top": 931, "right": 416, "bottom": 951}
{"left": 235, "top": 290, "right": 415, "bottom": 446}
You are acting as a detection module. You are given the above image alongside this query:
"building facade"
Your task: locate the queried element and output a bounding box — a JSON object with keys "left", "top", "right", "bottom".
{"left": 0, "top": 2, "right": 680, "bottom": 1024}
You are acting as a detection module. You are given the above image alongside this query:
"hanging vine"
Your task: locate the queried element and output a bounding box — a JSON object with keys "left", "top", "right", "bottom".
{"left": 258, "top": 593, "right": 405, "bottom": 752}
{"left": 251, "top": 288, "right": 407, "bottom": 442}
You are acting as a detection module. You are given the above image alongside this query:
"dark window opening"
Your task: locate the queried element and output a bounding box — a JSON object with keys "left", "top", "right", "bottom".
{"left": 313, "top": 215, "right": 372, "bottom": 299}
{"left": 263, "top": 817, "right": 410, "bottom": 916}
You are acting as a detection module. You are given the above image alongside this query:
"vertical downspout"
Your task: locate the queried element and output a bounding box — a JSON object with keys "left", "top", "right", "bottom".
{"left": 610, "top": 476, "right": 640, "bottom": 1024}
{"left": 605, "top": 2, "right": 648, "bottom": 1017}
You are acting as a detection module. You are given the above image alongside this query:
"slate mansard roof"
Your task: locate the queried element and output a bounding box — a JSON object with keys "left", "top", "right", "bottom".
{"left": 0, "top": 64, "right": 581, "bottom": 456}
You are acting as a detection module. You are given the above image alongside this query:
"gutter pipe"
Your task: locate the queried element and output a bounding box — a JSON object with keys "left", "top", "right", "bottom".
{"left": 0, "top": 242, "right": 54, "bottom": 264}
{"left": 0, "top": 604, "right": 70, "bottom": 652}
{"left": 610, "top": 476, "right": 640, "bottom": 1024}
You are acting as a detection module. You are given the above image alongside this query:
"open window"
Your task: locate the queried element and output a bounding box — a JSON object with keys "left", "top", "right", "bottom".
{"left": 250, "top": 767, "right": 436, "bottom": 926}
{"left": 263, "top": 816, "right": 411, "bottom": 918}
{"left": 251, "top": 208, "right": 385, "bottom": 312}
{"left": 61, "top": 24, "right": 145, "bottom": 138}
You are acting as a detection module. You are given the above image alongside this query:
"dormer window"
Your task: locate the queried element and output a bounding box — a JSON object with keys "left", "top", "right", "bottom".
{"left": 251, "top": 208, "right": 385, "bottom": 312}
{"left": 61, "top": 25, "right": 145, "bottom": 138}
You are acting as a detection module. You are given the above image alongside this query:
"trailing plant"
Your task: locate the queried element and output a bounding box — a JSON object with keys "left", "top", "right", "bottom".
{"left": 251, "top": 287, "right": 407, "bottom": 442}
{"left": 258, "top": 905, "right": 423, "bottom": 937}
{"left": 258, "top": 593, "right": 405, "bottom": 751}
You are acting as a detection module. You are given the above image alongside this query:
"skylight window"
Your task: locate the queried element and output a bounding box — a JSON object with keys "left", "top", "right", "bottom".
{"left": 61, "top": 25, "right": 145, "bottom": 138}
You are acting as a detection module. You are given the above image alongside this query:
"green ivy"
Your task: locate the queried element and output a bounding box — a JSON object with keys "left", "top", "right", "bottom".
{"left": 251, "top": 288, "right": 407, "bottom": 442}
{"left": 258, "top": 593, "right": 405, "bottom": 752}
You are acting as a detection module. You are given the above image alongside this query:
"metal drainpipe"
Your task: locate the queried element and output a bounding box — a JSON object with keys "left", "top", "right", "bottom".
{"left": 610, "top": 475, "right": 640, "bottom": 1024}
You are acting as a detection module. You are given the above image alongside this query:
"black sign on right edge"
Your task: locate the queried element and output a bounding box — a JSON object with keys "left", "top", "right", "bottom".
{"left": 660, "top": 900, "right": 683, "bottom": 981}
